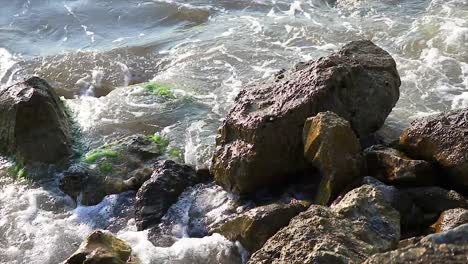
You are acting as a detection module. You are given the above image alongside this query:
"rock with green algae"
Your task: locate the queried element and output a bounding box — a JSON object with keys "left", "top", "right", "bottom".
{"left": 60, "top": 134, "right": 164, "bottom": 206}
{"left": 248, "top": 184, "right": 400, "bottom": 264}
{"left": 210, "top": 199, "right": 310, "bottom": 253}
{"left": 303, "top": 111, "right": 363, "bottom": 205}
{"left": 363, "top": 224, "right": 468, "bottom": 264}
{"left": 63, "top": 230, "right": 139, "bottom": 264}
{"left": 0, "top": 77, "right": 73, "bottom": 164}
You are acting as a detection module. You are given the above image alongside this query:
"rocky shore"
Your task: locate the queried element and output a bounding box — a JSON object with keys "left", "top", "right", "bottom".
{"left": 0, "top": 39, "right": 467, "bottom": 263}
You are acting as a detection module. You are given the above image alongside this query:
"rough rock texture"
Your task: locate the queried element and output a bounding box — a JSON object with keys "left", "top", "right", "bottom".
{"left": 432, "top": 208, "right": 468, "bottom": 233}
{"left": 400, "top": 109, "right": 468, "bottom": 191}
{"left": 401, "top": 187, "right": 468, "bottom": 215}
{"left": 248, "top": 184, "right": 400, "bottom": 263}
{"left": 212, "top": 40, "right": 400, "bottom": 195}
{"left": 364, "top": 224, "right": 468, "bottom": 264}
{"left": 60, "top": 135, "right": 161, "bottom": 205}
{"left": 303, "top": 111, "right": 362, "bottom": 204}
{"left": 135, "top": 160, "right": 209, "bottom": 231}
{"left": 210, "top": 200, "right": 309, "bottom": 252}
{"left": 63, "top": 230, "right": 139, "bottom": 264}
{"left": 365, "top": 145, "right": 436, "bottom": 185}
{"left": 0, "top": 77, "right": 72, "bottom": 164}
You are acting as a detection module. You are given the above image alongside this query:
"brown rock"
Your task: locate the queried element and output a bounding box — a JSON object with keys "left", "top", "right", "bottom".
{"left": 432, "top": 208, "right": 468, "bottom": 233}
{"left": 212, "top": 40, "right": 400, "bottom": 195}
{"left": 303, "top": 111, "right": 362, "bottom": 204}
{"left": 399, "top": 109, "right": 468, "bottom": 191}
{"left": 210, "top": 200, "right": 309, "bottom": 252}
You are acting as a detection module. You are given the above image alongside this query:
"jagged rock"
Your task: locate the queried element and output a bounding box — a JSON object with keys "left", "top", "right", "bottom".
{"left": 399, "top": 109, "right": 468, "bottom": 191}
{"left": 364, "top": 145, "right": 436, "bottom": 185}
{"left": 432, "top": 208, "right": 468, "bottom": 233}
{"left": 303, "top": 111, "right": 362, "bottom": 204}
{"left": 248, "top": 184, "right": 400, "bottom": 263}
{"left": 210, "top": 200, "right": 310, "bottom": 252}
{"left": 0, "top": 77, "right": 72, "bottom": 164}
{"left": 60, "top": 134, "right": 161, "bottom": 205}
{"left": 135, "top": 160, "right": 209, "bottom": 231}
{"left": 401, "top": 187, "right": 467, "bottom": 215}
{"left": 63, "top": 230, "right": 139, "bottom": 264}
{"left": 364, "top": 224, "right": 468, "bottom": 264}
{"left": 212, "top": 40, "right": 400, "bottom": 195}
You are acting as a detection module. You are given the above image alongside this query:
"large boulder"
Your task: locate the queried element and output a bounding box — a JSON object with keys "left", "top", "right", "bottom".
{"left": 210, "top": 200, "right": 309, "bottom": 252}
{"left": 432, "top": 208, "right": 468, "bottom": 233}
{"left": 303, "top": 111, "right": 362, "bottom": 204}
{"left": 0, "top": 77, "right": 73, "bottom": 164}
{"left": 212, "top": 40, "right": 400, "bottom": 195}
{"left": 63, "top": 230, "right": 139, "bottom": 264}
{"left": 60, "top": 134, "right": 163, "bottom": 205}
{"left": 248, "top": 184, "right": 400, "bottom": 263}
{"left": 399, "top": 109, "right": 468, "bottom": 191}
{"left": 364, "top": 145, "right": 436, "bottom": 186}
{"left": 135, "top": 160, "right": 209, "bottom": 231}
{"left": 364, "top": 224, "right": 468, "bottom": 264}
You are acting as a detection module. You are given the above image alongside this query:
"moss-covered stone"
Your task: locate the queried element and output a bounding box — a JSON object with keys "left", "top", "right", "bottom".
{"left": 64, "top": 230, "right": 139, "bottom": 264}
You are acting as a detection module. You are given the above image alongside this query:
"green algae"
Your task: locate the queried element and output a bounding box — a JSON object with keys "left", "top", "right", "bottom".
{"left": 85, "top": 149, "right": 120, "bottom": 163}
{"left": 143, "top": 82, "right": 175, "bottom": 98}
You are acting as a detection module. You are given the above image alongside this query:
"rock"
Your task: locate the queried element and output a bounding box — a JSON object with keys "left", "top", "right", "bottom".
{"left": 364, "top": 224, "right": 468, "bottom": 264}
{"left": 135, "top": 160, "right": 209, "bottom": 231}
{"left": 0, "top": 77, "right": 73, "bottom": 164}
{"left": 60, "top": 134, "right": 162, "bottom": 205}
{"left": 360, "top": 177, "right": 424, "bottom": 234}
{"left": 364, "top": 145, "right": 436, "bottom": 185}
{"left": 432, "top": 208, "right": 468, "bottom": 233}
{"left": 401, "top": 187, "right": 468, "bottom": 215}
{"left": 303, "top": 111, "right": 362, "bottom": 204}
{"left": 399, "top": 109, "right": 468, "bottom": 191}
{"left": 210, "top": 200, "right": 309, "bottom": 252}
{"left": 63, "top": 230, "right": 139, "bottom": 264}
{"left": 212, "top": 40, "right": 400, "bottom": 195}
{"left": 248, "top": 184, "right": 400, "bottom": 263}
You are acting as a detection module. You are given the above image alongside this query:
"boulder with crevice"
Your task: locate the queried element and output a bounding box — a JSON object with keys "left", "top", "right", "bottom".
{"left": 399, "top": 109, "right": 468, "bottom": 191}
{"left": 248, "top": 184, "right": 400, "bottom": 263}
{"left": 0, "top": 77, "right": 73, "bottom": 164}
{"left": 212, "top": 40, "right": 400, "bottom": 195}
{"left": 303, "top": 111, "right": 363, "bottom": 204}
{"left": 210, "top": 200, "right": 310, "bottom": 253}
{"left": 135, "top": 160, "right": 210, "bottom": 231}
{"left": 63, "top": 230, "right": 139, "bottom": 264}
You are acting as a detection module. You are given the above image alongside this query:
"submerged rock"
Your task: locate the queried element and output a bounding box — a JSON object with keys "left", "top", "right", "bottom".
{"left": 432, "top": 208, "right": 468, "bottom": 233}
{"left": 303, "top": 111, "right": 362, "bottom": 204}
{"left": 399, "top": 109, "right": 468, "bottom": 191}
{"left": 249, "top": 184, "right": 400, "bottom": 263}
{"left": 135, "top": 160, "right": 209, "bottom": 231}
{"left": 60, "top": 134, "right": 162, "bottom": 205}
{"left": 63, "top": 230, "right": 139, "bottom": 264}
{"left": 0, "top": 77, "right": 73, "bottom": 164}
{"left": 210, "top": 200, "right": 309, "bottom": 253}
{"left": 364, "top": 145, "right": 436, "bottom": 186}
{"left": 212, "top": 40, "right": 400, "bottom": 195}
{"left": 364, "top": 224, "right": 468, "bottom": 264}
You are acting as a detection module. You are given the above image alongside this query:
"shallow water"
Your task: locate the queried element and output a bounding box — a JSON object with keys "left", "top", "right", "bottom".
{"left": 0, "top": 0, "right": 467, "bottom": 263}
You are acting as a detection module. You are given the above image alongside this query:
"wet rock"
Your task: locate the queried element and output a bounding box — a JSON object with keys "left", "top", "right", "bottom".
{"left": 364, "top": 145, "right": 436, "bottom": 185}
{"left": 249, "top": 184, "right": 400, "bottom": 263}
{"left": 399, "top": 109, "right": 468, "bottom": 191}
{"left": 63, "top": 230, "right": 139, "bottom": 264}
{"left": 135, "top": 160, "right": 209, "bottom": 231}
{"left": 0, "top": 77, "right": 72, "bottom": 164}
{"left": 303, "top": 111, "right": 362, "bottom": 204}
{"left": 60, "top": 135, "right": 161, "bottom": 205}
{"left": 210, "top": 200, "right": 309, "bottom": 253}
{"left": 212, "top": 40, "right": 400, "bottom": 195}
{"left": 432, "top": 208, "right": 468, "bottom": 233}
{"left": 364, "top": 224, "right": 468, "bottom": 264}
